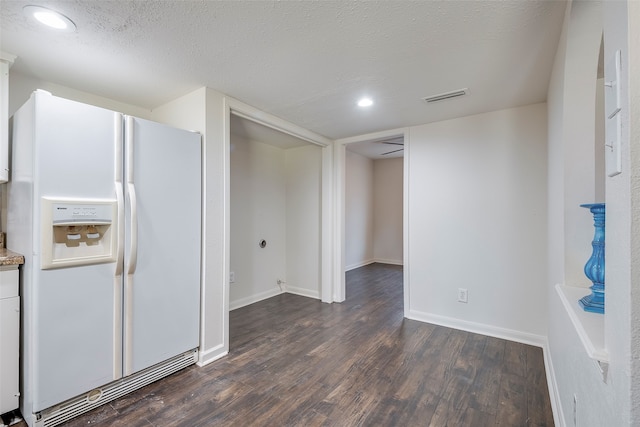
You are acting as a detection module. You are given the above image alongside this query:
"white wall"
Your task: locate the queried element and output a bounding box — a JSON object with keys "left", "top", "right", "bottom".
{"left": 344, "top": 150, "right": 403, "bottom": 271}
{"left": 627, "top": 3, "right": 640, "bottom": 421}
{"left": 546, "top": 0, "right": 640, "bottom": 425}
{"left": 561, "top": 1, "right": 603, "bottom": 289}
{"left": 595, "top": 77, "right": 606, "bottom": 202}
{"left": 151, "top": 87, "right": 206, "bottom": 133}
{"left": 546, "top": 3, "right": 568, "bottom": 299}
{"left": 406, "top": 103, "right": 548, "bottom": 342}
{"left": 229, "top": 134, "right": 286, "bottom": 309}
{"left": 373, "top": 157, "right": 403, "bottom": 264}
{"left": 285, "top": 144, "right": 322, "bottom": 298}
{"left": 344, "top": 150, "right": 374, "bottom": 270}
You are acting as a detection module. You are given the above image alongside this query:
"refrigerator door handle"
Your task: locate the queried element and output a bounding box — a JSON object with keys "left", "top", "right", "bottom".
{"left": 123, "top": 116, "right": 136, "bottom": 376}
{"left": 125, "top": 116, "right": 138, "bottom": 275}
{"left": 115, "top": 184, "right": 125, "bottom": 275}
{"left": 126, "top": 183, "right": 138, "bottom": 275}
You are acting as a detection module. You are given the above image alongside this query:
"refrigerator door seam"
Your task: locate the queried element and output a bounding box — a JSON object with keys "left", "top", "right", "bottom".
{"left": 123, "top": 116, "right": 136, "bottom": 376}
{"left": 113, "top": 112, "right": 124, "bottom": 380}
{"left": 114, "top": 114, "right": 124, "bottom": 278}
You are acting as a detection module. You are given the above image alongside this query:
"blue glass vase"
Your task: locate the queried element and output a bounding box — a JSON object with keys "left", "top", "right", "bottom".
{"left": 579, "top": 203, "right": 605, "bottom": 314}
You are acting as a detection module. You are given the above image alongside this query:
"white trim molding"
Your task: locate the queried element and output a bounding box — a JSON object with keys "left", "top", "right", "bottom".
{"left": 229, "top": 287, "right": 284, "bottom": 311}
{"left": 226, "top": 97, "right": 332, "bottom": 147}
{"left": 286, "top": 286, "right": 320, "bottom": 300}
{"left": 345, "top": 259, "right": 375, "bottom": 271}
{"left": 406, "top": 309, "right": 547, "bottom": 348}
{"left": 542, "top": 339, "right": 564, "bottom": 427}
{"left": 197, "top": 343, "right": 228, "bottom": 367}
{"left": 373, "top": 258, "right": 403, "bottom": 266}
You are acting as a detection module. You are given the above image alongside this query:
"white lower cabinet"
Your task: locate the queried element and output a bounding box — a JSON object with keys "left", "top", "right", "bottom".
{"left": 0, "top": 267, "right": 19, "bottom": 415}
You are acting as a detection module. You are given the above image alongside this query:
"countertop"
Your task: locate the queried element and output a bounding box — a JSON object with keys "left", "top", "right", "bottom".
{"left": 0, "top": 249, "right": 25, "bottom": 266}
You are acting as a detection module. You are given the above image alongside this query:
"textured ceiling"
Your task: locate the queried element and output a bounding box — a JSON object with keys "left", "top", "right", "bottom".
{"left": 1, "top": 0, "right": 566, "bottom": 141}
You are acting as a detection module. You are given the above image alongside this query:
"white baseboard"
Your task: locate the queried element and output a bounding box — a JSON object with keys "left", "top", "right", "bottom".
{"left": 345, "top": 259, "right": 375, "bottom": 271}
{"left": 373, "top": 258, "right": 403, "bottom": 266}
{"left": 197, "top": 344, "right": 228, "bottom": 367}
{"left": 345, "top": 259, "right": 403, "bottom": 271}
{"left": 543, "top": 342, "right": 565, "bottom": 427}
{"left": 229, "top": 287, "right": 283, "bottom": 311}
{"left": 286, "top": 285, "right": 320, "bottom": 300}
{"left": 406, "top": 309, "right": 547, "bottom": 348}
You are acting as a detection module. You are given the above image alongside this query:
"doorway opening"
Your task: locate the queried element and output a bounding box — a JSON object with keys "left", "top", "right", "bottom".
{"left": 222, "top": 99, "right": 334, "bottom": 357}
{"left": 229, "top": 114, "right": 323, "bottom": 311}
{"left": 340, "top": 132, "right": 407, "bottom": 308}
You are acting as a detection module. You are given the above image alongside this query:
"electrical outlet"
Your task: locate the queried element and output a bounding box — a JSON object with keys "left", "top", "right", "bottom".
{"left": 573, "top": 394, "right": 577, "bottom": 426}
{"left": 229, "top": 271, "right": 235, "bottom": 283}
{"left": 457, "top": 288, "right": 468, "bottom": 303}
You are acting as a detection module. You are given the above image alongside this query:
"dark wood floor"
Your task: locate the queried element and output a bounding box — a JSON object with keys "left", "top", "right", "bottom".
{"left": 16, "top": 263, "right": 554, "bottom": 426}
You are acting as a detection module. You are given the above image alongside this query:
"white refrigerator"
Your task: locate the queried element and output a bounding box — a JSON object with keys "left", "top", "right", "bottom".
{"left": 7, "top": 91, "right": 202, "bottom": 427}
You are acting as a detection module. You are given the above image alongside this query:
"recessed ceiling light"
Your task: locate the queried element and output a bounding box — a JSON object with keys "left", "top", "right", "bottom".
{"left": 23, "top": 5, "right": 76, "bottom": 32}
{"left": 357, "top": 97, "right": 373, "bottom": 107}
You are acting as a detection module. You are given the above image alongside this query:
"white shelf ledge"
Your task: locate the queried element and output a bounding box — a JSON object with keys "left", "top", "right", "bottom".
{"left": 556, "top": 284, "right": 608, "bottom": 364}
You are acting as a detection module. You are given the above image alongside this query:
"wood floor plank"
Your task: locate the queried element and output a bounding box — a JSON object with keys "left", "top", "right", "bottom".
{"left": 459, "top": 406, "right": 498, "bottom": 427}
{"left": 504, "top": 339, "right": 528, "bottom": 376}
{"left": 468, "top": 337, "right": 505, "bottom": 416}
{"left": 15, "top": 263, "right": 554, "bottom": 427}
{"left": 495, "top": 372, "right": 528, "bottom": 426}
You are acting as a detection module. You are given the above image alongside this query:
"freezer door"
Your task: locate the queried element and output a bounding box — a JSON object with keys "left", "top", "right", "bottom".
{"left": 26, "top": 92, "right": 123, "bottom": 412}
{"left": 123, "top": 117, "right": 201, "bottom": 376}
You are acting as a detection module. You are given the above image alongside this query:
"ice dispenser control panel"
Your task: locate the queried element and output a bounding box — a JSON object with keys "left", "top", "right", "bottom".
{"left": 41, "top": 198, "right": 118, "bottom": 269}
{"left": 52, "top": 203, "right": 113, "bottom": 222}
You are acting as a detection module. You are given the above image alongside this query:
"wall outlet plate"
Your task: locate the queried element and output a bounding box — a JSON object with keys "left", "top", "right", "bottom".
{"left": 457, "top": 288, "right": 468, "bottom": 303}
{"left": 229, "top": 271, "right": 235, "bottom": 283}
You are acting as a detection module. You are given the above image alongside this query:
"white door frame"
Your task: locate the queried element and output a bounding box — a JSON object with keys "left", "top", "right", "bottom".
{"left": 334, "top": 128, "right": 410, "bottom": 313}
{"left": 223, "top": 97, "right": 335, "bottom": 304}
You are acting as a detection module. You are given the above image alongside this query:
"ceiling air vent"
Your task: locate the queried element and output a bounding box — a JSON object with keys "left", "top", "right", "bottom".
{"left": 422, "top": 88, "right": 468, "bottom": 103}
